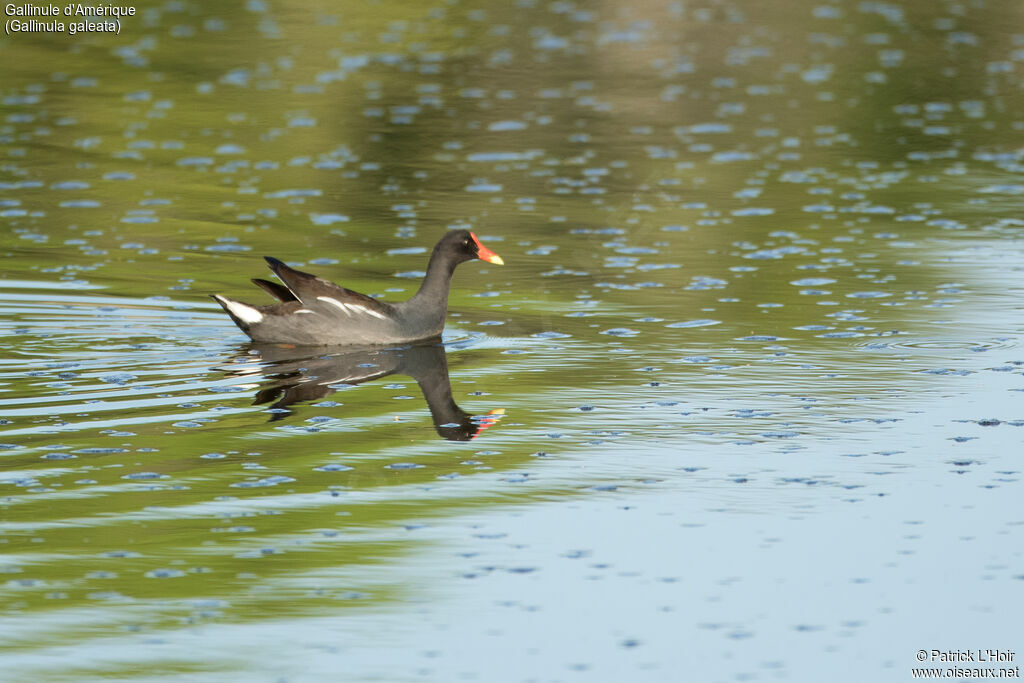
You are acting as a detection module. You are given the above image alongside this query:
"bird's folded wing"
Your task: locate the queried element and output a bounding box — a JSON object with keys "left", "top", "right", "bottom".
{"left": 263, "top": 256, "right": 393, "bottom": 320}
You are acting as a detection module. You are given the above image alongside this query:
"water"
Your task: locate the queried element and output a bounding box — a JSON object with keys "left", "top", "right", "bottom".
{"left": 2, "top": 1, "right": 1024, "bottom": 681}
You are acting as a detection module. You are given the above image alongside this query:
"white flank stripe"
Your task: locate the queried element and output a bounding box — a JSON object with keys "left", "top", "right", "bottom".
{"left": 317, "top": 296, "right": 387, "bottom": 320}
{"left": 295, "top": 309, "right": 313, "bottom": 314}
{"left": 317, "top": 296, "right": 350, "bottom": 315}
{"left": 218, "top": 296, "right": 263, "bottom": 324}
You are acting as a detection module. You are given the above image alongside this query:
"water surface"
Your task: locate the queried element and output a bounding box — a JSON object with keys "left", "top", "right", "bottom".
{"left": 2, "top": 1, "right": 1023, "bottom": 681}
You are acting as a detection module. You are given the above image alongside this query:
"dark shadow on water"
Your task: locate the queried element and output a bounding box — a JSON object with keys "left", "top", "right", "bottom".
{"left": 223, "top": 339, "right": 503, "bottom": 441}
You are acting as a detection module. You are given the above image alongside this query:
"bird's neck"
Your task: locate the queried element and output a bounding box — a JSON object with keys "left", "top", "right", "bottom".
{"left": 409, "top": 245, "right": 457, "bottom": 310}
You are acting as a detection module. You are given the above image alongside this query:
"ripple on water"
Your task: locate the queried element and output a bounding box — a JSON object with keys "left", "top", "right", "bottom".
{"left": 817, "top": 332, "right": 863, "bottom": 339}
{"left": 858, "top": 337, "right": 1019, "bottom": 352}
{"left": 666, "top": 319, "right": 721, "bottom": 329}
{"left": 313, "top": 463, "right": 354, "bottom": 472}
{"left": 791, "top": 278, "right": 837, "bottom": 287}
{"left": 230, "top": 476, "right": 297, "bottom": 488}
{"left": 310, "top": 213, "right": 349, "bottom": 225}
{"left": 465, "top": 182, "right": 503, "bottom": 192}
{"left": 146, "top": 569, "right": 186, "bottom": 579}
{"left": 121, "top": 472, "right": 167, "bottom": 480}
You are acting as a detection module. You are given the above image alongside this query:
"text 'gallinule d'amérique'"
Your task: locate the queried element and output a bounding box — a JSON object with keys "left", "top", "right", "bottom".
{"left": 211, "top": 229, "right": 503, "bottom": 346}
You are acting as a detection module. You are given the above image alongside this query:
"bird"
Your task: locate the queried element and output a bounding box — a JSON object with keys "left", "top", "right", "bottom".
{"left": 211, "top": 229, "right": 504, "bottom": 345}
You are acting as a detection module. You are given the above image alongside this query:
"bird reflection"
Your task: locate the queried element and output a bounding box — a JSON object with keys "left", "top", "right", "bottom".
{"left": 223, "top": 341, "right": 503, "bottom": 441}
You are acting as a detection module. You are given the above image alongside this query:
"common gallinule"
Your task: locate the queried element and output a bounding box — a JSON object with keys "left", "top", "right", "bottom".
{"left": 211, "top": 230, "right": 503, "bottom": 345}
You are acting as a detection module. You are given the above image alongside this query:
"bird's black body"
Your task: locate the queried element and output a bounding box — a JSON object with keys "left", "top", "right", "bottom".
{"left": 211, "top": 230, "right": 503, "bottom": 345}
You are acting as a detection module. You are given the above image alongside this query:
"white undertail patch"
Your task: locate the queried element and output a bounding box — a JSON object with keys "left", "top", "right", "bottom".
{"left": 215, "top": 295, "right": 264, "bottom": 324}
{"left": 317, "top": 296, "right": 387, "bottom": 320}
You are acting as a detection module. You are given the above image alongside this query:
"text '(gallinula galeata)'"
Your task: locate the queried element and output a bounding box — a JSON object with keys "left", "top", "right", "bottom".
{"left": 211, "top": 229, "right": 503, "bottom": 345}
